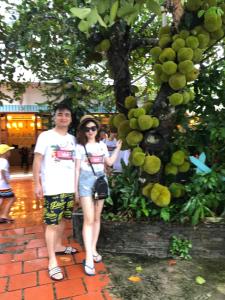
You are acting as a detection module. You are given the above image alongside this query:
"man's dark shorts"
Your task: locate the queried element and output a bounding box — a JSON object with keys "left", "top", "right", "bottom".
{"left": 0, "top": 188, "right": 15, "bottom": 198}
{"left": 43, "top": 193, "right": 74, "bottom": 225}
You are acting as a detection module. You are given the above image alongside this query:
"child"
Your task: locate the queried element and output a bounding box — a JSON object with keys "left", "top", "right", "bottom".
{"left": 0, "top": 144, "right": 15, "bottom": 223}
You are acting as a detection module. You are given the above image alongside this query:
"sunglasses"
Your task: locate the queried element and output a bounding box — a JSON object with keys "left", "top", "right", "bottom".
{"left": 84, "top": 126, "right": 97, "bottom": 132}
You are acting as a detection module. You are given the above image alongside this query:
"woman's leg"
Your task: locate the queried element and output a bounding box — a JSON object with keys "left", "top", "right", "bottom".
{"left": 80, "top": 196, "right": 95, "bottom": 270}
{"left": 92, "top": 200, "right": 104, "bottom": 257}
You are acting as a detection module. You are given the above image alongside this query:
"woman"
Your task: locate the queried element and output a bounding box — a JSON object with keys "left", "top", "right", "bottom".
{"left": 75, "top": 115, "right": 122, "bottom": 276}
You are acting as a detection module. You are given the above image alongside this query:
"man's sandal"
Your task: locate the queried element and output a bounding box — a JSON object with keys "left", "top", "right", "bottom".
{"left": 55, "top": 246, "right": 78, "bottom": 255}
{"left": 93, "top": 254, "right": 102, "bottom": 263}
{"left": 48, "top": 266, "right": 64, "bottom": 281}
{"left": 82, "top": 260, "right": 96, "bottom": 276}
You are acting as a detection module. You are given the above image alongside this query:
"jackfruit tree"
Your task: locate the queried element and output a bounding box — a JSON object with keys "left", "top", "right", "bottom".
{"left": 0, "top": 0, "right": 224, "bottom": 211}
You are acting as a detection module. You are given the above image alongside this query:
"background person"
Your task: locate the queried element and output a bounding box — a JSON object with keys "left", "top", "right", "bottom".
{"left": 33, "top": 103, "right": 76, "bottom": 281}
{"left": 0, "top": 144, "right": 16, "bottom": 223}
{"left": 74, "top": 115, "right": 122, "bottom": 276}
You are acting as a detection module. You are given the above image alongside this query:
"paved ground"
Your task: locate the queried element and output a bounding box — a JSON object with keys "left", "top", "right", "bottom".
{"left": 0, "top": 178, "right": 118, "bottom": 300}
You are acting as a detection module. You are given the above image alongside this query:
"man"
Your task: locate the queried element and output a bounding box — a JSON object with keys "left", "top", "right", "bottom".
{"left": 33, "top": 103, "right": 76, "bottom": 281}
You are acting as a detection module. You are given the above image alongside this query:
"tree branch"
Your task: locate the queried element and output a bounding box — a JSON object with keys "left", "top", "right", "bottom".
{"left": 130, "top": 37, "right": 158, "bottom": 51}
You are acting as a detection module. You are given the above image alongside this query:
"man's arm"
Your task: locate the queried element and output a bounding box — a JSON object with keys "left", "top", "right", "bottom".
{"left": 1, "top": 169, "right": 9, "bottom": 185}
{"left": 33, "top": 153, "right": 43, "bottom": 198}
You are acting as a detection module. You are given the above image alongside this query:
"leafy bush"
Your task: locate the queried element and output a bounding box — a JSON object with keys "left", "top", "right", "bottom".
{"left": 180, "top": 170, "right": 225, "bottom": 225}
{"left": 169, "top": 235, "right": 192, "bottom": 260}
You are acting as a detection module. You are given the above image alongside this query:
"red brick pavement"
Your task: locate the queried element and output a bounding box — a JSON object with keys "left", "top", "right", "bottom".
{"left": 0, "top": 179, "right": 119, "bottom": 300}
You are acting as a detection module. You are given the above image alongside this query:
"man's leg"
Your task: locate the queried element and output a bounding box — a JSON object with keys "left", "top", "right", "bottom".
{"left": 45, "top": 224, "right": 63, "bottom": 280}
{"left": 54, "top": 219, "right": 66, "bottom": 251}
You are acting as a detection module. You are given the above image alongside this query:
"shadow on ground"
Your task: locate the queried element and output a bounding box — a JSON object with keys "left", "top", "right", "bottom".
{"left": 104, "top": 254, "right": 225, "bottom": 300}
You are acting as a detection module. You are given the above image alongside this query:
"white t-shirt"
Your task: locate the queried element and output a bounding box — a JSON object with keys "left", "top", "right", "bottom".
{"left": 0, "top": 158, "right": 10, "bottom": 190}
{"left": 34, "top": 129, "right": 76, "bottom": 195}
{"left": 75, "top": 141, "right": 109, "bottom": 173}
{"left": 104, "top": 139, "right": 117, "bottom": 156}
{"left": 113, "top": 150, "right": 130, "bottom": 172}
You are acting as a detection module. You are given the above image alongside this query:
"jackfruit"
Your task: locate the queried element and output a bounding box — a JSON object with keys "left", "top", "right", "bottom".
{"left": 177, "top": 47, "right": 194, "bottom": 62}
{"left": 150, "top": 47, "right": 162, "bottom": 60}
{"left": 160, "top": 72, "right": 170, "bottom": 83}
{"left": 171, "top": 150, "right": 185, "bottom": 166}
{"left": 125, "top": 96, "right": 137, "bottom": 109}
{"left": 186, "top": 68, "right": 199, "bottom": 82}
{"left": 168, "top": 93, "right": 183, "bottom": 106}
{"left": 178, "top": 161, "right": 190, "bottom": 172}
{"left": 172, "top": 34, "right": 180, "bottom": 41}
{"left": 126, "top": 130, "right": 143, "bottom": 146}
{"left": 189, "top": 90, "right": 195, "bottom": 101}
{"left": 133, "top": 108, "right": 146, "bottom": 118}
{"left": 202, "top": 0, "right": 217, "bottom": 9}
{"left": 128, "top": 108, "right": 136, "bottom": 119}
{"left": 138, "top": 115, "right": 154, "bottom": 131}
{"left": 118, "top": 120, "right": 132, "bottom": 138}
{"left": 152, "top": 117, "right": 159, "bottom": 128}
{"left": 165, "top": 163, "right": 178, "bottom": 175}
{"left": 179, "top": 30, "right": 190, "bottom": 39}
{"left": 132, "top": 152, "right": 146, "bottom": 166}
{"left": 191, "top": 25, "right": 209, "bottom": 36}
{"left": 153, "top": 64, "right": 163, "bottom": 75}
{"left": 109, "top": 115, "right": 115, "bottom": 127}
{"left": 132, "top": 146, "right": 143, "bottom": 154}
{"left": 186, "top": 0, "right": 203, "bottom": 11}
{"left": 182, "top": 91, "right": 191, "bottom": 104}
{"left": 159, "top": 48, "right": 176, "bottom": 63}
{"left": 150, "top": 183, "right": 171, "bottom": 207}
{"left": 169, "top": 183, "right": 185, "bottom": 198}
{"left": 186, "top": 36, "right": 199, "bottom": 49}
{"left": 143, "top": 102, "right": 153, "bottom": 114}
{"left": 159, "top": 34, "right": 172, "bottom": 48}
{"left": 142, "top": 183, "right": 154, "bottom": 198}
{"left": 169, "top": 73, "right": 186, "bottom": 91}
{"left": 143, "top": 155, "right": 161, "bottom": 175}
{"left": 113, "top": 113, "right": 127, "bottom": 128}
{"left": 197, "top": 34, "right": 210, "bottom": 49}
{"left": 210, "top": 28, "right": 224, "bottom": 40}
{"left": 159, "top": 26, "right": 171, "bottom": 37}
{"left": 172, "top": 38, "right": 185, "bottom": 52}
{"left": 121, "top": 138, "right": 130, "bottom": 150}
{"left": 153, "top": 74, "right": 162, "bottom": 85}
{"left": 162, "top": 61, "right": 177, "bottom": 75}
{"left": 193, "top": 48, "right": 203, "bottom": 63}
{"left": 129, "top": 118, "right": 139, "bottom": 130}
{"left": 178, "top": 60, "right": 194, "bottom": 75}
{"left": 204, "top": 11, "right": 222, "bottom": 32}
{"left": 99, "top": 39, "right": 111, "bottom": 51}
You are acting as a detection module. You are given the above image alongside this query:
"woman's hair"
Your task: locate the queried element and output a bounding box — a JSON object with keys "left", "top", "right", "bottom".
{"left": 77, "top": 120, "right": 100, "bottom": 145}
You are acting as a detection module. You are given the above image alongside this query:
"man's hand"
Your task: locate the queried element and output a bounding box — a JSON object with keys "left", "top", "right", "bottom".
{"left": 35, "top": 183, "right": 43, "bottom": 199}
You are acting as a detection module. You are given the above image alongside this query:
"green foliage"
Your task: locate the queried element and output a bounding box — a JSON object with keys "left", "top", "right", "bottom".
{"left": 169, "top": 235, "right": 192, "bottom": 260}
{"left": 103, "top": 163, "right": 150, "bottom": 221}
{"left": 181, "top": 171, "right": 225, "bottom": 225}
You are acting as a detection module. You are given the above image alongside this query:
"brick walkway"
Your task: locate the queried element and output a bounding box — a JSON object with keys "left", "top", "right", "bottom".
{"left": 0, "top": 178, "right": 116, "bottom": 300}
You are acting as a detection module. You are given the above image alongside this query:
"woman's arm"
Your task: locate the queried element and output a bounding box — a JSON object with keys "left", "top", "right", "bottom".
{"left": 74, "top": 158, "right": 81, "bottom": 200}
{"left": 105, "top": 140, "right": 122, "bottom": 166}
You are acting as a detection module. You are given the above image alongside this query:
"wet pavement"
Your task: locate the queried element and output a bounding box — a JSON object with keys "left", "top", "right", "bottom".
{"left": 0, "top": 178, "right": 118, "bottom": 300}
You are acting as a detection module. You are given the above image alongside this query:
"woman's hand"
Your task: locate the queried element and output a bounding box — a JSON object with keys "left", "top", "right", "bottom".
{"left": 116, "top": 139, "right": 122, "bottom": 151}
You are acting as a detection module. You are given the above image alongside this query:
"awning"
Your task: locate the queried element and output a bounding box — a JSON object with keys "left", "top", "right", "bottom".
{"left": 0, "top": 105, "right": 49, "bottom": 113}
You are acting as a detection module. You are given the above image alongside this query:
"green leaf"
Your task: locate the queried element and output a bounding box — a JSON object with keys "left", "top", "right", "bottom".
{"left": 146, "top": 0, "right": 161, "bottom": 15}
{"left": 117, "top": 3, "right": 137, "bottom": 18}
{"left": 97, "top": 13, "right": 107, "bottom": 27}
{"left": 86, "top": 7, "right": 98, "bottom": 26}
{"left": 195, "top": 276, "right": 206, "bottom": 285}
{"left": 197, "top": 10, "right": 205, "bottom": 18}
{"left": 70, "top": 7, "right": 91, "bottom": 19}
{"left": 109, "top": 0, "right": 119, "bottom": 26}
{"left": 160, "top": 208, "right": 170, "bottom": 222}
{"left": 78, "top": 20, "right": 89, "bottom": 32}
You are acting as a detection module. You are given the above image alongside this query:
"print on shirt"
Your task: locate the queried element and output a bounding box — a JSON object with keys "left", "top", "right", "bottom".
{"left": 86, "top": 152, "right": 105, "bottom": 165}
{"left": 51, "top": 143, "right": 75, "bottom": 162}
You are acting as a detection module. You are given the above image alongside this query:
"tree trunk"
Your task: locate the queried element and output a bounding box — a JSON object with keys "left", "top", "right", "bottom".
{"left": 107, "top": 22, "right": 132, "bottom": 114}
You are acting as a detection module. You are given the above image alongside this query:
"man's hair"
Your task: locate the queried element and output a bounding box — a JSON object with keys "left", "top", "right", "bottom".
{"left": 54, "top": 102, "right": 72, "bottom": 115}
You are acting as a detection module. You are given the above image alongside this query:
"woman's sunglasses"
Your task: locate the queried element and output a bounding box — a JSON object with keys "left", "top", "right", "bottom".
{"left": 84, "top": 126, "right": 97, "bottom": 132}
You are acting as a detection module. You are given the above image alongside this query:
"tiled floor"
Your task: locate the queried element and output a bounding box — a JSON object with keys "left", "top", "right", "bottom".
{"left": 0, "top": 178, "right": 117, "bottom": 300}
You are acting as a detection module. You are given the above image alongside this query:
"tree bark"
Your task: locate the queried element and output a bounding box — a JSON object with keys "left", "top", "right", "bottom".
{"left": 107, "top": 22, "right": 132, "bottom": 114}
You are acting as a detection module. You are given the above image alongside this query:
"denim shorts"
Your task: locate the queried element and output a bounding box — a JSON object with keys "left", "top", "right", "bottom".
{"left": 79, "top": 170, "right": 107, "bottom": 197}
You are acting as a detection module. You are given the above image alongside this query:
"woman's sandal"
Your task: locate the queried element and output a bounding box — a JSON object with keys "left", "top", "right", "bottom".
{"left": 93, "top": 254, "right": 102, "bottom": 263}
{"left": 48, "top": 266, "right": 64, "bottom": 281}
{"left": 55, "top": 246, "right": 78, "bottom": 255}
{"left": 82, "top": 260, "right": 96, "bottom": 276}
